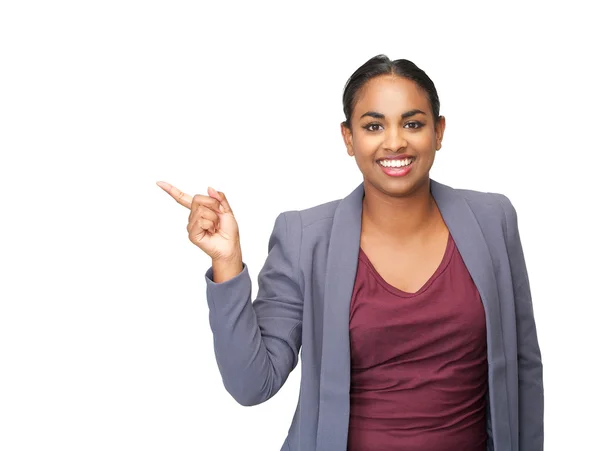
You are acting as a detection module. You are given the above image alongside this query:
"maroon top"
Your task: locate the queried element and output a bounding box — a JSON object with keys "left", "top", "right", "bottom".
{"left": 347, "top": 232, "right": 488, "bottom": 451}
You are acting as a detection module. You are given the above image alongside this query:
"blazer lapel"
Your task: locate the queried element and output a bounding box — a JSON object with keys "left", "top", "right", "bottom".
{"left": 316, "top": 182, "right": 363, "bottom": 451}
{"left": 430, "top": 179, "right": 510, "bottom": 447}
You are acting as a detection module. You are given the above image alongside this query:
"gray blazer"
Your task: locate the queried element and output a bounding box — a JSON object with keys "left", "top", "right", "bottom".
{"left": 205, "top": 179, "right": 544, "bottom": 451}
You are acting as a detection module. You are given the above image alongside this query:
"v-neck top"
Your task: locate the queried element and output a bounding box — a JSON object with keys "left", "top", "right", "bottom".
{"left": 347, "top": 232, "right": 488, "bottom": 451}
{"left": 359, "top": 230, "right": 454, "bottom": 297}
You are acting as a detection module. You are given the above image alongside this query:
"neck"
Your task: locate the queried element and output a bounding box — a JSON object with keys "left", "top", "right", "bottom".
{"left": 361, "top": 178, "right": 439, "bottom": 241}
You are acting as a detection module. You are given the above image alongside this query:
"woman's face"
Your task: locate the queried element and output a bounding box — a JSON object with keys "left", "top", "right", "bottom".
{"left": 341, "top": 74, "right": 445, "bottom": 198}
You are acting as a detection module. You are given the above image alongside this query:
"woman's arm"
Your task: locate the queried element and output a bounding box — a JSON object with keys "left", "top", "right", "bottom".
{"left": 497, "top": 193, "right": 544, "bottom": 450}
{"left": 204, "top": 211, "right": 303, "bottom": 406}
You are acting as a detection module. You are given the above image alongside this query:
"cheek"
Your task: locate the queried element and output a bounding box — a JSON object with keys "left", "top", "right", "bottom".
{"left": 353, "top": 134, "right": 380, "bottom": 154}
{"left": 410, "top": 131, "right": 436, "bottom": 148}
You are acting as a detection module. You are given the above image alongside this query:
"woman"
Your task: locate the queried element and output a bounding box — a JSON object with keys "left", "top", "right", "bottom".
{"left": 156, "top": 55, "right": 544, "bottom": 451}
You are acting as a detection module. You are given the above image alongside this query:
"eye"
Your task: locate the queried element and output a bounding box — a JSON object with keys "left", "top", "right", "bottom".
{"left": 362, "top": 123, "right": 383, "bottom": 132}
{"left": 405, "top": 121, "right": 424, "bottom": 129}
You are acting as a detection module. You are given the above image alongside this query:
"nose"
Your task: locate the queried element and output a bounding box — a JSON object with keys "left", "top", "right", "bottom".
{"left": 383, "top": 126, "right": 408, "bottom": 152}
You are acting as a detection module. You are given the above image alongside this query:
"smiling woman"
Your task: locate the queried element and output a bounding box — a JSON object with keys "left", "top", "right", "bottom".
{"left": 157, "top": 54, "right": 543, "bottom": 451}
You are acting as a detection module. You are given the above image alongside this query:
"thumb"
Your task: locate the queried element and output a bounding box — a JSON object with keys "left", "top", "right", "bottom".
{"left": 207, "top": 187, "right": 233, "bottom": 214}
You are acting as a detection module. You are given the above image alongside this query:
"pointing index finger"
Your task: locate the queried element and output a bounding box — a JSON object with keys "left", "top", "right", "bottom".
{"left": 156, "top": 181, "right": 193, "bottom": 210}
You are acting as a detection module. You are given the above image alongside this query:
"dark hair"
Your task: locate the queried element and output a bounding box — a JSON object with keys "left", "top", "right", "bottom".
{"left": 342, "top": 54, "right": 441, "bottom": 129}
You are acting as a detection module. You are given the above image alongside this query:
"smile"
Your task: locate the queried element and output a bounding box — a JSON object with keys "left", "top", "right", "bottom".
{"left": 377, "top": 157, "right": 415, "bottom": 177}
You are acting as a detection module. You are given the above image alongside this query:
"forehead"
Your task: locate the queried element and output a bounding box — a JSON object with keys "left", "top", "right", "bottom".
{"left": 354, "top": 75, "right": 430, "bottom": 117}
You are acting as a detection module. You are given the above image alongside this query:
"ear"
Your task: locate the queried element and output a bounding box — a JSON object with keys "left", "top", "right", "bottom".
{"left": 340, "top": 121, "right": 354, "bottom": 156}
{"left": 434, "top": 116, "right": 446, "bottom": 151}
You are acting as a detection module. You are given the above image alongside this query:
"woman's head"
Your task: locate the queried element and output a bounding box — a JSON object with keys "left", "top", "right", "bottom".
{"left": 341, "top": 55, "right": 445, "bottom": 198}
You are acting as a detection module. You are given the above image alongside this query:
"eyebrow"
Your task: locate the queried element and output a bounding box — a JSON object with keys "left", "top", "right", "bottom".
{"left": 359, "top": 109, "right": 427, "bottom": 120}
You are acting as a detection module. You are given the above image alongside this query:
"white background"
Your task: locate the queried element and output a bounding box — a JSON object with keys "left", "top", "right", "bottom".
{"left": 1, "top": 1, "right": 599, "bottom": 450}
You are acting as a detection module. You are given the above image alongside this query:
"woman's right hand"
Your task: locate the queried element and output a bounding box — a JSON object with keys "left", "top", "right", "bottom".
{"left": 156, "top": 181, "right": 241, "bottom": 262}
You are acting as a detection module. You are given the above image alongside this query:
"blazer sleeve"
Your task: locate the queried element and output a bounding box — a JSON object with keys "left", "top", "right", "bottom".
{"left": 204, "top": 211, "right": 303, "bottom": 406}
{"left": 496, "top": 194, "right": 544, "bottom": 450}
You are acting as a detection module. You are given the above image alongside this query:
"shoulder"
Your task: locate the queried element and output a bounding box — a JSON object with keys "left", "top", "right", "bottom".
{"left": 450, "top": 185, "right": 518, "bottom": 239}
{"left": 264, "top": 198, "right": 341, "bottom": 257}
{"left": 453, "top": 185, "right": 515, "bottom": 214}
{"left": 279, "top": 198, "right": 342, "bottom": 231}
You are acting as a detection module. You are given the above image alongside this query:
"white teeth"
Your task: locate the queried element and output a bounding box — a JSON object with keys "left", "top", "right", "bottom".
{"left": 379, "top": 158, "right": 413, "bottom": 168}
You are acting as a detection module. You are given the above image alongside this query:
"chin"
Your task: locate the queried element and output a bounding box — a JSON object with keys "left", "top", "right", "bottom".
{"left": 366, "top": 172, "right": 429, "bottom": 198}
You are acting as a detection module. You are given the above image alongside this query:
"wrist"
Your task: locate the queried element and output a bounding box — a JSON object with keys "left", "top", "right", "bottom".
{"left": 211, "top": 252, "right": 243, "bottom": 283}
